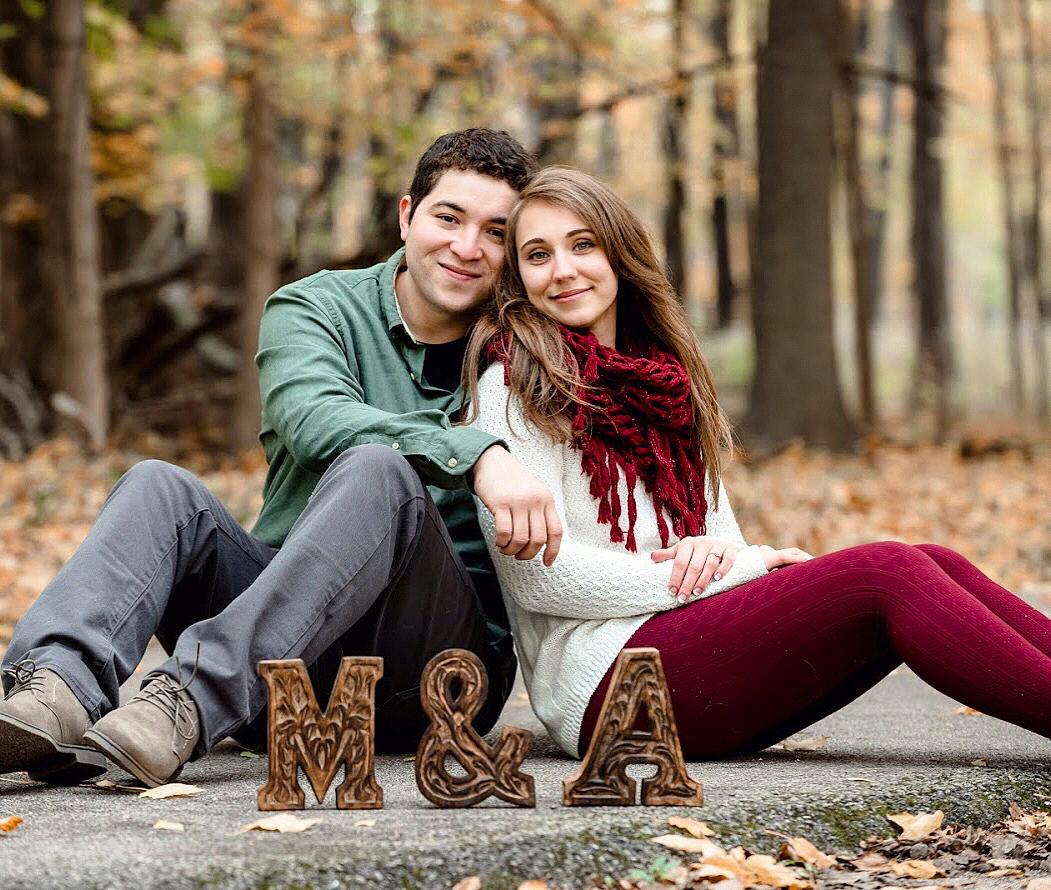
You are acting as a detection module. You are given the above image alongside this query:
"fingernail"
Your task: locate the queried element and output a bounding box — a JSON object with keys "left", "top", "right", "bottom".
{"left": 669, "top": 586, "right": 677, "bottom": 594}
{"left": 677, "top": 593, "right": 687, "bottom": 603}
{"left": 692, "top": 588, "right": 701, "bottom": 597}
{"left": 714, "top": 573, "right": 722, "bottom": 581}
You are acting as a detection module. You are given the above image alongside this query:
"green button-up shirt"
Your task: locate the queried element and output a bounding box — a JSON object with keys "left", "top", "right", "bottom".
{"left": 251, "top": 249, "right": 509, "bottom": 641}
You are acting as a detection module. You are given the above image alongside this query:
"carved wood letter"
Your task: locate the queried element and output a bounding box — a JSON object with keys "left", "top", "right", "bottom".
{"left": 563, "top": 648, "right": 702, "bottom": 807}
{"left": 415, "top": 648, "right": 535, "bottom": 808}
{"left": 256, "top": 657, "right": 383, "bottom": 811}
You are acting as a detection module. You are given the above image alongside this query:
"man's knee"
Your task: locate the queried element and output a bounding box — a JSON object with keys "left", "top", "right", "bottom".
{"left": 114, "top": 459, "right": 208, "bottom": 507}
{"left": 324, "top": 444, "right": 424, "bottom": 498}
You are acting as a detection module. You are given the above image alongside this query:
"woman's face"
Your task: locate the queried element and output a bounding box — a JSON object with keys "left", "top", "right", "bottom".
{"left": 514, "top": 200, "right": 619, "bottom": 347}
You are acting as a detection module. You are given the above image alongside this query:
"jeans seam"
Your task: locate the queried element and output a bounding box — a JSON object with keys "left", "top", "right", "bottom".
{"left": 105, "top": 507, "right": 211, "bottom": 639}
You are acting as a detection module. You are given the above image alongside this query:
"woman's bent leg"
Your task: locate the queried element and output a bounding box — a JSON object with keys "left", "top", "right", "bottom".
{"left": 579, "top": 541, "right": 1051, "bottom": 759}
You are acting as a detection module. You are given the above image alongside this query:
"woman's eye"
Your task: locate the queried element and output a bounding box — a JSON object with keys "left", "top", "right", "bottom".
{"left": 526, "top": 249, "right": 549, "bottom": 262}
{"left": 573, "top": 239, "right": 594, "bottom": 251}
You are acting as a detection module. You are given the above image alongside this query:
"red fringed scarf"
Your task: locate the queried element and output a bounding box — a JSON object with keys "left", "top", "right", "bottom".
{"left": 488, "top": 327, "right": 708, "bottom": 552}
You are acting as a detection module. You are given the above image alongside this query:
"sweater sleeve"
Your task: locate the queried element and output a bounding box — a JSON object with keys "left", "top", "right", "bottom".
{"left": 469, "top": 366, "right": 765, "bottom": 620}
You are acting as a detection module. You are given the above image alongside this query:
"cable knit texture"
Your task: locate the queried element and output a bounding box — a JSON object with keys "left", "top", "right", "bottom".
{"left": 468, "top": 364, "right": 769, "bottom": 756}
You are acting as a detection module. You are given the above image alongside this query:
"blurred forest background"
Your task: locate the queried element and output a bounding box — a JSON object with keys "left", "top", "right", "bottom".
{"left": 1, "top": 0, "right": 1050, "bottom": 640}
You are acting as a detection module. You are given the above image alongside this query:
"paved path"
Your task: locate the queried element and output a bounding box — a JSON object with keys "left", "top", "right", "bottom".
{"left": 2, "top": 639, "right": 1049, "bottom": 889}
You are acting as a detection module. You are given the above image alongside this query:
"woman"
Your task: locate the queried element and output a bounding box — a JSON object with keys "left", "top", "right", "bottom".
{"left": 463, "top": 166, "right": 1051, "bottom": 760}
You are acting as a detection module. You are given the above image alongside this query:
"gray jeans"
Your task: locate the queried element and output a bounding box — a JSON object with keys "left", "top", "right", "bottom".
{"left": 2, "top": 445, "right": 514, "bottom": 756}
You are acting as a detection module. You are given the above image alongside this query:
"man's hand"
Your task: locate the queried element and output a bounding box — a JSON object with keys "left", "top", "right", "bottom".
{"left": 470, "top": 445, "right": 562, "bottom": 566}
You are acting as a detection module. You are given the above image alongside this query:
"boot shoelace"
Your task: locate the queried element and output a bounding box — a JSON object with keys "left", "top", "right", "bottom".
{"left": 141, "top": 643, "right": 201, "bottom": 756}
{"left": 2, "top": 659, "right": 64, "bottom": 725}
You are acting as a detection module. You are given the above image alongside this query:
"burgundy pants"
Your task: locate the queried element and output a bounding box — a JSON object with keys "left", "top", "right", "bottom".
{"left": 579, "top": 542, "right": 1051, "bottom": 759}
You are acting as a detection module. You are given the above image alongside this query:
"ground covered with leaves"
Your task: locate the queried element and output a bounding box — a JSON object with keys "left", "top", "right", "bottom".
{"left": 1, "top": 437, "right": 1049, "bottom": 649}
{"left": 571, "top": 805, "right": 1051, "bottom": 889}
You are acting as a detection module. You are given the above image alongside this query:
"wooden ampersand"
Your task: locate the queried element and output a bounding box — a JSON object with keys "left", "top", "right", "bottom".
{"left": 257, "top": 657, "right": 383, "bottom": 811}
{"left": 563, "top": 648, "right": 703, "bottom": 807}
{"left": 415, "top": 648, "right": 535, "bottom": 808}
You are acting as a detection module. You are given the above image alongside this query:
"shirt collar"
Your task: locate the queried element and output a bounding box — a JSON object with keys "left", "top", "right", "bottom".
{"left": 379, "top": 247, "right": 421, "bottom": 345}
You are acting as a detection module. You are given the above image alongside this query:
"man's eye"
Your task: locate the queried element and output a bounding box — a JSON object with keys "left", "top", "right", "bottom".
{"left": 436, "top": 214, "right": 457, "bottom": 224}
{"left": 488, "top": 229, "right": 506, "bottom": 240}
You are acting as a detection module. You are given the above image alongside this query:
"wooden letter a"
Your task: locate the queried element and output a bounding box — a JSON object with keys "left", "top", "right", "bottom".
{"left": 256, "top": 657, "right": 383, "bottom": 811}
{"left": 563, "top": 648, "right": 703, "bottom": 807}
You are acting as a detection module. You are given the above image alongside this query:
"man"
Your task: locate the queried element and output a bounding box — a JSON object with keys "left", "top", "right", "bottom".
{"left": 0, "top": 128, "right": 561, "bottom": 788}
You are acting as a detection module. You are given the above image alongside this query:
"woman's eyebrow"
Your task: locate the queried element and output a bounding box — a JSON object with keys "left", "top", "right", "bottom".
{"left": 520, "top": 228, "right": 595, "bottom": 250}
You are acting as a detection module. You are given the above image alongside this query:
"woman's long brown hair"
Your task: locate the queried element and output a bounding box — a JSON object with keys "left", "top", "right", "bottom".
{"left": 462, "top": 166, "right": 733, "bottom": 503}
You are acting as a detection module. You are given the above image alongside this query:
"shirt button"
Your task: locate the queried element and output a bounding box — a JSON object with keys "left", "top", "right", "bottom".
{"left": 391, "top": 442, "right": 400, "bottom": 450}
{"left": 447, "top": 457, "right": 458, "bottom": 468}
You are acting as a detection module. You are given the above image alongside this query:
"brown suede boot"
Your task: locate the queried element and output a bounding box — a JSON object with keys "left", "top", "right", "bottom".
{"left": 0, "top": 662, "right": 108, "bottom": 784}
{"left": 83, "top": 674, "right": 200, "bottom": 788}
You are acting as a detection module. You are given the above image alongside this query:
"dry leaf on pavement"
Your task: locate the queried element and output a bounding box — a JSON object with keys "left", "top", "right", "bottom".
{"left": 139, "top": 783, "right": 203, "bottom": 800}
{"left": 239, "top": 814, "right": 321, "bottom": 833}
{"left": 849, "top": 851, "right": 889, "bottom": 871}
{"left": 152, "top": 820, "right": 184, "bottom": 832}
{"left": 781, "top": 735, "right": 829, "bottom": 752}
{"left": 778, "top": 837, "right": 836, "bottom": 868}
{"left": 353, "top": 819, "right": 376, "bottom": 828}
{"left": 1007, "top": 806, "right": 1051, "bottom": 838}
{"left": 887, "top": 810, "right": 944, "bottom": 840}
{"left": 651, "top": 834, "right": 722, "bottom": 855}
{"left": 451, "top": 878, "right": 481, "bottom": 890}
{"left": 517, "top": 882, "right": 548, "bottom": 890}
{"left": 667, "top": 816, "right": 715, "bottom": 838}
{"left": 0, "top": 815, "right": 22, "bottom": 832}
{"left": 889, "top": 860, "right": 946, "bottom": 879}
{"left": 955, "top": 706, "right": 982, "bottom": 716}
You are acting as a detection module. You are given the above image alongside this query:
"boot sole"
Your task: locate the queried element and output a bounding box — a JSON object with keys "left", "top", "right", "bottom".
{"left": 82, "top": 727, "right": 182, "bottom": 789}
{"left": 0, "top": 712, "right": 108, "bottom": 785}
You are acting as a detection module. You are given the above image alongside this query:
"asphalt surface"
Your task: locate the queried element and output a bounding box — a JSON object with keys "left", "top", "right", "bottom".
{"left": 2, "top": 641, "right": 1050, "bottom": 889}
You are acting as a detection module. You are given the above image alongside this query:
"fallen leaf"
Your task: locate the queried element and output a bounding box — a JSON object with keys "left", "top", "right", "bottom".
{"left": 988, "top": 867, "right": 1025, "bottom": 877}
{"left": 517, "top": 882, "right": 548, "bottom": 890}
{"left": 847, "top": 776, "right": 875, "bottom": 783}
{"left": 651, "top": 834, "right": 721, "bottom": 855}
{"left": 971, "top": 759, "right": 988, "bottom": 766}
{"left": 887, "top": 810, "right": 944, "bottom": 840}
{"left": 152, "top": 820, "right": 184, "bottom": 832}
{"left": 889, "top": 860, "right": 946, "bottom": 879}
{"left": 239, "top": 814, "right": 321, "bottom": 833}
{"left": 955, "top": 706, "right": 982, "bottom": 716}
{"left": 92, "top": 779, "right": 142, "bottom": 793}
{"left": 452, "top": 879, "right": 481, "bottom": 890}
{"left": 139, "top": 783, "right": 203, "bottom": 800}
{"left": 239, "top": 751, "right": 259, "bottom": 759}
{"left": 778, "top": 836, "right": 836, "bottom": 868}
{"left": 849, "top": 851, "right": 889, "bottom": 871}
{"left": 1007, "top": 808, "right": 1051, "bottom": 838}
{"left": 989, "top": 858, "right": 1021, "bottom": 868}
{"left": 353, "top": 819, "right": 376, "bottom": 828}
{"left": 781, "top": 735, "right": 829, "bottom": 752}
{"left": 0, "top": 816, "right": 22, "bottom": 832}
{"left": 667, "top": 816, "right": 715, "bottom": 838}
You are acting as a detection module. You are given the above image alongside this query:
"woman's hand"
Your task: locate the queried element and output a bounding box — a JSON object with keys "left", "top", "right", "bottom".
{"left": 651, "top": 537, "right": 739, "bottom": 603}
{"left": 759, "top": 544, "right": 814, "bottom": 570}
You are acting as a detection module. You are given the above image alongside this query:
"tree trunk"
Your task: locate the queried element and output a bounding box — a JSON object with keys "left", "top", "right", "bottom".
{"left": 535, "top": 42, "right": 581, "bottom": 165}
{"left": 1016, "top": 0, "right": 1050, "bottom": 422}
{"left": 662, "top": 0, "right": 688, "bottom": 300}
{"left": 709, "top": 0, "right": 740, "bottom": 328}
{"left": 903, "top": 0, "right": 953, "bottom": 440}
{"left": 232, "top": 42, "right": 279, "bottom": 452}
{"left": 983, "top": 0, "right": 1026, "bottom": 417}
{"left": 0, "top": 0, "right": 108, "bottom": 449}
{"left": 839, "top": 0, "right": 877, "bottom": 429}
{"left": 864, "top": 1, "right": 901, "bottom": 321}
{"left": 743, "top": 0, "right": 857, "bottom": 450}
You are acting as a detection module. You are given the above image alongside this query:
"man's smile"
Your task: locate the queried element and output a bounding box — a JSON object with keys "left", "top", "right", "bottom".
{"left": 438, "top": 262, "right": 482, "bottom": 282}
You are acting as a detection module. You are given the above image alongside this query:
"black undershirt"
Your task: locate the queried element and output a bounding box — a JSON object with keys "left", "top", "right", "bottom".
{"left": 422, "top": 335, "right": 469, "bottom": 393}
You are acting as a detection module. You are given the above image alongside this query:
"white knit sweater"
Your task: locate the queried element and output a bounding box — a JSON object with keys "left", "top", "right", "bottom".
{"left": 468, "top": 364, "right": 770, "bottom": 757}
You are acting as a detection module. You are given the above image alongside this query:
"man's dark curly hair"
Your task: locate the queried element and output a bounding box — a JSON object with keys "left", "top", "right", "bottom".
{"left": 407, "top": 128, "right": 537, "bottom": 221}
